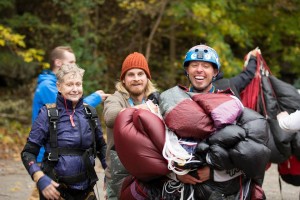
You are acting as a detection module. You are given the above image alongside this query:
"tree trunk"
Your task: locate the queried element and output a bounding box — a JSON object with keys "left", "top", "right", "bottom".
{"left": 169, "top": 22, "right": 176, "bottom": 86}
{"left": 145, "top": 0, "right": 169, "bottom": 61}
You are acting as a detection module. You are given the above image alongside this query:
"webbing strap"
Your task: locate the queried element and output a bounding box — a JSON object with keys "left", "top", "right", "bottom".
{"left": 58, "top": 171, "right": 87, "bottom": 184}
{"left": 84, "top": 105, "right": 98, "bottom": 158}
{"left": 47, "top": 148, "right": 93, "bottom": 159}
{"left": 56, "top": 148, "right": 98, "bottom": 184}
{"left": 47, "top": 105, "right": 59, "bottom": 161}
{"left": 82, "top": 149, "right": 99, "bottom": 183}
{"left": 83, "top": 105, "right": 99, "bottom": 183}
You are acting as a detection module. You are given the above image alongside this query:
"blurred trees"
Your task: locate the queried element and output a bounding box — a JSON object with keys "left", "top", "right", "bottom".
{"left": 0, "top": 0, "right": 299, "bottom": 149}
{"left": 1, "top": 0, "right": 299, "bottom": 159}
{"left": 0, "top": 0, "right": 299, "bottom": 94}
{"left": 0, "top": 24, "right": 45, "bottom": 87}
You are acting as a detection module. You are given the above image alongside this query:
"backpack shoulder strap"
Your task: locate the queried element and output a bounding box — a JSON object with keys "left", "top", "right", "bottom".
{"left": 45, "top": 103, "right": 59, "bottom": 161}
{"left": 83, "top": 104, "right": 99, "bottom": 183}
{"left": 84, "top": 104, "right": 98, "bottom": 158}
{"left": 83, "top": 103, "right": 98, "bottom": 119}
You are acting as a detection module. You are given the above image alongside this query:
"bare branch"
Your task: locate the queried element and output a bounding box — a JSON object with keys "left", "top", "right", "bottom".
{"left": 145, "top": 0, "right": 169, "bottom": 61}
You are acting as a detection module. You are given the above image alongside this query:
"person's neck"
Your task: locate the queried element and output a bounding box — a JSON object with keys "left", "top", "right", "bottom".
{"left": 190, "top": 84, "right": 214, "bottom": 93}
{"left": 130, "top": 95, "right": 145, "bottom": 105}
{"left": 72, "top": 102, "right": 78, "bottom": 109}
{"left": 52, "top": 66, "right": 61, "bottom": 74}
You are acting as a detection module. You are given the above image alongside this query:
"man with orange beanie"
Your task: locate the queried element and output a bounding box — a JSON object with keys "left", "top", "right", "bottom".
{"left": 103, "top": 52, "right": 159, "bottom": 199}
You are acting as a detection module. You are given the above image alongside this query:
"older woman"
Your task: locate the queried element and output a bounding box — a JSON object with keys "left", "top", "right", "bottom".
{"left": 21, "top": 63, "right": 107, "bottom": 200}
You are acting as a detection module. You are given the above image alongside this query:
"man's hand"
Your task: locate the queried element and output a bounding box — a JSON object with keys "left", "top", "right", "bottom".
{"left": 277, "top": 111, "right": 289, "bottom": 120}
{"left": 250, "top": 47, "right": 261, "bottom": 57}
{"left": 177, "top": 166, "right": 210, "bottom": 185}
{"left": 134, "top": 100, "right": 158, "bottom": 113}
{"left": 244, "top": 47, "right": 261, "bottom": 67}
{"left": 177, "top": 173, "right": 201, "bottom": 185}
{"left": 196, "top": 166, "right": 210, "bottom": 182}
{"left": 95, "top": 90, "right": 111, "bottom": 101}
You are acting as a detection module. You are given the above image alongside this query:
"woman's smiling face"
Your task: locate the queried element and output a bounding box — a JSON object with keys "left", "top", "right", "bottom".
{"left": 57, "top": 71, "right": 83, "bottom": 104}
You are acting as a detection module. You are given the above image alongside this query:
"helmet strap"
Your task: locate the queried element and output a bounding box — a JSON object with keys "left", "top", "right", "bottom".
{"left": 212, "top": 70, "right": 220, "bottom": 82}
{"left": 212, "top": 76, "right": 216, "bottom": 82}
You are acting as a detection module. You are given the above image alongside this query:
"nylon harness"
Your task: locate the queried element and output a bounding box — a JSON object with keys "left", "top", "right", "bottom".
{"left": 44, "top": 103, "right": 99, "bottom": 185}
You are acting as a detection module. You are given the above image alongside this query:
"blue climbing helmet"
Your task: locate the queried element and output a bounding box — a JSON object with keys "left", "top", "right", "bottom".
{"left": 183, "top": 45, "right": 221, "bottom": 72}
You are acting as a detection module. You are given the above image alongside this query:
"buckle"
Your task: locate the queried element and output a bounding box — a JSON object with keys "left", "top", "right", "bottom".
{"left": 85, "top": 106, "right": 92, "bottom": 115}
{"left": 48, "top": 153, "right": 58, "bottom": 161}
{"left": 48, "top": 109, "right": 58, "bottom": 119}
{"left": 85, "top": 106, "right": 98, "bottom": 120}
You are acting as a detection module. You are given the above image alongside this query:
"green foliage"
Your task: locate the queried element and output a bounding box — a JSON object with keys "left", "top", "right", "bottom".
{"left": 0, "top": 0, "right": 299, "bottom": 148}
{"left": 0, "top": 96, "right": 32, "bottom": 148}
{"left": 0, "top": 50, "right": 40, "bottom": 86}
{"left": 0, "top": 0, "right": 14, "bottom": 11}
{"left": 0, "top": 95, "right": 32, "bottom": 119}
{"left": 0, "top": 24, "right": 47, "bottom": 87}
{"left": 0, "top": 24, "right": 46, "bottom": 64}
{"left": 81, "top": 55, "right": 108, "bottom": 95}
{"left": 0, "top": 0, "right": 299, "bottom": 106}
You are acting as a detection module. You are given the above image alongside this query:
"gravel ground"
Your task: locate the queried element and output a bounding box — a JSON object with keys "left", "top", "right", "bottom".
{"left": 0, "top": 159, "right": 298, "bottom": 200}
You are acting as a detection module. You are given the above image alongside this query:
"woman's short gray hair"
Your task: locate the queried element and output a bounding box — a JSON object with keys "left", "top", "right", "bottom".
{"left": 56, "top": 63, "right": 85, "bottom": 83}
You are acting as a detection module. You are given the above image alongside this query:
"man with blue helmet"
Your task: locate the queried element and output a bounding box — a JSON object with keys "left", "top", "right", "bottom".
{"left": 183, "top": 44, "right": 258, "bottom": 96}
{"left": 158, "top": 45, "right": 270, "bottom": 199}
{"left": 183, "top": 45, "right": 221, "bottom": 93}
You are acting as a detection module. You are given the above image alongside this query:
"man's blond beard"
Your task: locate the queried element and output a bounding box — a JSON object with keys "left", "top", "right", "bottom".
{"left": 125, "top": 86, "right": 146, "bottom": 98}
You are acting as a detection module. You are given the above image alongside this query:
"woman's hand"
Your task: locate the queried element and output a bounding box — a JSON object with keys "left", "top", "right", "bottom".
{"left": 37, "top": 175, "right": 61, "bottom": 200}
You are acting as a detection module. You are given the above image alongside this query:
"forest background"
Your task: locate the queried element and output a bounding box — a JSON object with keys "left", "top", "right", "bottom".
{"left": 0, "top": 0, "right": 300, "bottom": 158}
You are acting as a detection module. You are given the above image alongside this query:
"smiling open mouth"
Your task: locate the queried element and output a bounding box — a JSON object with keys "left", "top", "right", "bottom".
{"left": 195, "top": 76, "right": 204, "bottom": 80}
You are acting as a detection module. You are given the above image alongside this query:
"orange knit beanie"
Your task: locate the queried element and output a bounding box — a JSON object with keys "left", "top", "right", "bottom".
{"left": 120, "top": 52, "right": 151, "bottom": 80}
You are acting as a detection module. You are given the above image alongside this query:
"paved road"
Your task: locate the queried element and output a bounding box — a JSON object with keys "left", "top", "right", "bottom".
{"left": 0, "top": 158, "right": 105, "bottom": 200}
{"left": 0, "top": 159, "right": 33, "bottom": 200}
{"left": 263, "top": 164, "right": 299, "bottom": 200}
{"left": 0, "top": 159, "right": 298, "bottom": 200}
